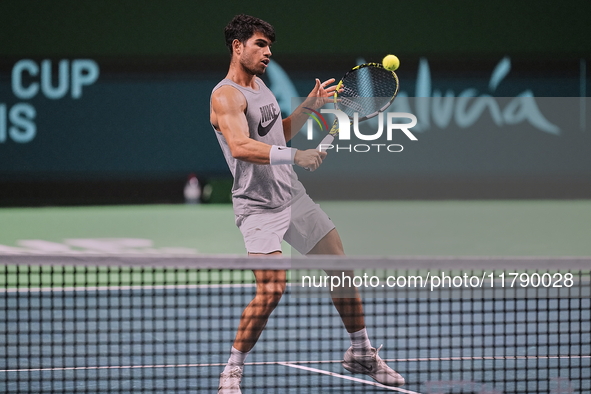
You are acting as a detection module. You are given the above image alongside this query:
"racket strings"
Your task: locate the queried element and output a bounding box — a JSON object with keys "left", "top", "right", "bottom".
{"left": 338, "top": 66, "right": 399, "bottom": 119}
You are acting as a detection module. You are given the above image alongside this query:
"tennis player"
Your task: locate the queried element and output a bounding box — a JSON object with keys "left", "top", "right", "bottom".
{"left": 210, "top": 14, "right": 404, "bottom": 393}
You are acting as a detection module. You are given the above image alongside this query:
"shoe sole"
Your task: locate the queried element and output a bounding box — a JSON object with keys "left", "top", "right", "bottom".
{"left": 342, "top": 360, "right": 404, "bottom": 387}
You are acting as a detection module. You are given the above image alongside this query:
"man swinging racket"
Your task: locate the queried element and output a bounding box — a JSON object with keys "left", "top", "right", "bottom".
{"left": 210, "top": 14, "right": 405, "bottom": 393}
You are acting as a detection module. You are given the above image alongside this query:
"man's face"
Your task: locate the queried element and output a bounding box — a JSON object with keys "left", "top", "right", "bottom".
{"left": 236, "top": 31, "right": 272, "bottom": 76}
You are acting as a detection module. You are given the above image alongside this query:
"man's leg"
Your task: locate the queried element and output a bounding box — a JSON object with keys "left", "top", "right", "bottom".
{"left": 219, "top": 252, "right": 286, "bottom": 394}
{"left": 234, "top": 255, "right": 286, "bottom": 352}
{"left": 307, "top": 228, "right": 365, "bottom": 333}
{"left": 307, "top": 228, "right": 405, "bottom": 387}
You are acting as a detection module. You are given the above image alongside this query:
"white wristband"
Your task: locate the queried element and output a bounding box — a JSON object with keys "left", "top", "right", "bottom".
{"left": 269, "top": 145, "right": 296, "bottom": 165}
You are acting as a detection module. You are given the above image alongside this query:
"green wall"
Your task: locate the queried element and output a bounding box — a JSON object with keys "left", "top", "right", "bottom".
{"left": 1, "top": 0, "right": 589, "bottom": 57}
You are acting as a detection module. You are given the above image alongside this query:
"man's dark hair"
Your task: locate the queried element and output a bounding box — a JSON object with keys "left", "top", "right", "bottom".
{"left": 224, "top": 14, "right": 275, "bottom": 55}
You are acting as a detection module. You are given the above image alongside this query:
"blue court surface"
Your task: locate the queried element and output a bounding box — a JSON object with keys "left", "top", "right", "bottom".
{"left": 1, "top": 283, "right": 589, "bottom": 393}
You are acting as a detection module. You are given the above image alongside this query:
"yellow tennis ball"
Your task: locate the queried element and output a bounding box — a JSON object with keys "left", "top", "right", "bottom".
{"left": 382, "top": 54, "right": 399, "bottom": 71}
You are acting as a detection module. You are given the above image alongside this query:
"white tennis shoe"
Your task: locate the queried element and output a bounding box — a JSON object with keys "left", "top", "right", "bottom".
{"left": 218, "top": 367, "right": 243, "bottom": 394}
{"left": 342, "top": 345, "right": 405, "bottom": 387}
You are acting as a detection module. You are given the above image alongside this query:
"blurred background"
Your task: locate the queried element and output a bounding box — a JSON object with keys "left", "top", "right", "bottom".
{"left": 0, "top": 0, "right": 589, "bottom": 206}
{"left": 1, "top": 4, "right": 590, "bottom": 392}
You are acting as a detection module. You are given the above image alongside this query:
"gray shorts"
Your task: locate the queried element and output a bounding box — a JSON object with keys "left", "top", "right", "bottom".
{"left": 235, "top": 194, "right": 335, "bottom": 255}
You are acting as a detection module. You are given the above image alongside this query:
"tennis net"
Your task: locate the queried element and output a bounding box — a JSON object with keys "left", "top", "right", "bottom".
{"left": 1, "top": 254, "right": 590, "bottom": 393}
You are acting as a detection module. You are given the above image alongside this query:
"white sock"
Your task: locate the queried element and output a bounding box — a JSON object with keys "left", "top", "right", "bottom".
{"left": 348, "top": 327, "right": 372, "bottom": 356}
{"left": 223, "top": 347, "right": 249, "bottom": 374}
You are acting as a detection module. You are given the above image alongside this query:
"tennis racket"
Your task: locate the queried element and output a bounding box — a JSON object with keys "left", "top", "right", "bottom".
{"left": 305, "top": 62, "right": 399, "bottom": 170}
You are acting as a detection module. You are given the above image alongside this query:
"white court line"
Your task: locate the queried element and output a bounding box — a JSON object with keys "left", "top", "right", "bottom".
{"left": 2, "top": 354, "right": 588, "bottom": 373}
{"left": 0, "top": 355, "right": 591, "bottom": 372}
{"left": 0, "top": 364, "right": 206, "bottom": 372}
{"left": 278, "top": 362, "right": 421, "bottom": 394}
{"left": 0, "top": 360, "right": 335, "bottom": 372}
{"left": 383, "top": 355, "right": 591, "bottom": 362}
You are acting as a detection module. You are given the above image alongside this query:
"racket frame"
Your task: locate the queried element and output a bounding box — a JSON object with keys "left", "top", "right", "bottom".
{"left": 321, "top": 62, "right": 399, "bottom": 146}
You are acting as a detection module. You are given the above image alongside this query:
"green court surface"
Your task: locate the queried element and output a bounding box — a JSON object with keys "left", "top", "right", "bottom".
{"left": 0, "top": 200, "right": 590, "bottom": 257}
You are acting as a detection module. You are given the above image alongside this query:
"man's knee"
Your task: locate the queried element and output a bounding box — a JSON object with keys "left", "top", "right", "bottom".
{"left": 253, "top": 269, "right": 286, "bottom": 306}
{"left": 256, "top": 281, "right": 285, "bottom": 311}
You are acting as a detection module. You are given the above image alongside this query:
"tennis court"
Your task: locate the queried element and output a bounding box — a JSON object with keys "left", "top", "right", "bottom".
{"left": 1, "top": 201, "right": 590, "bottom": 393}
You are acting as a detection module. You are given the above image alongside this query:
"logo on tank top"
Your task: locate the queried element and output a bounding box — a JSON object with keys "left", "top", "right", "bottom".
{"left": 257, "top": 103, "right": 280, "bottom": 137}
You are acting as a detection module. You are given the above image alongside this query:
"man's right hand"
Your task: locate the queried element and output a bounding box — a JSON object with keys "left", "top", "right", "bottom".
{"left": 294, "top": 149, "right": 328, "bottom": 171}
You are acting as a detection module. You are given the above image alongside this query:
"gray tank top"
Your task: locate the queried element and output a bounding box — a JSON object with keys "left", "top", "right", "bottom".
{"left": 211, "top": 77, "right": 302, "bottom": 215}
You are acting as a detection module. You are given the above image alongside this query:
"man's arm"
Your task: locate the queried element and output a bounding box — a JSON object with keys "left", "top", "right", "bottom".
{"left": 212, "top": 85, "right": 272, "bottom": 164}
{"left": 282, "top": 78, "right": 339, "bottom": 142}
{"left": 212, "top": 85, "right": 326, "bottom": 170}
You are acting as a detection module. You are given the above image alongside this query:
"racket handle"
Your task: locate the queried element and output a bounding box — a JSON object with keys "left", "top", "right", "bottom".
{"left": 304, "top": 134, "right": 335, "bottom": 171}
{"left": 316, "top": 134, "right": 335, "bottom": 151}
